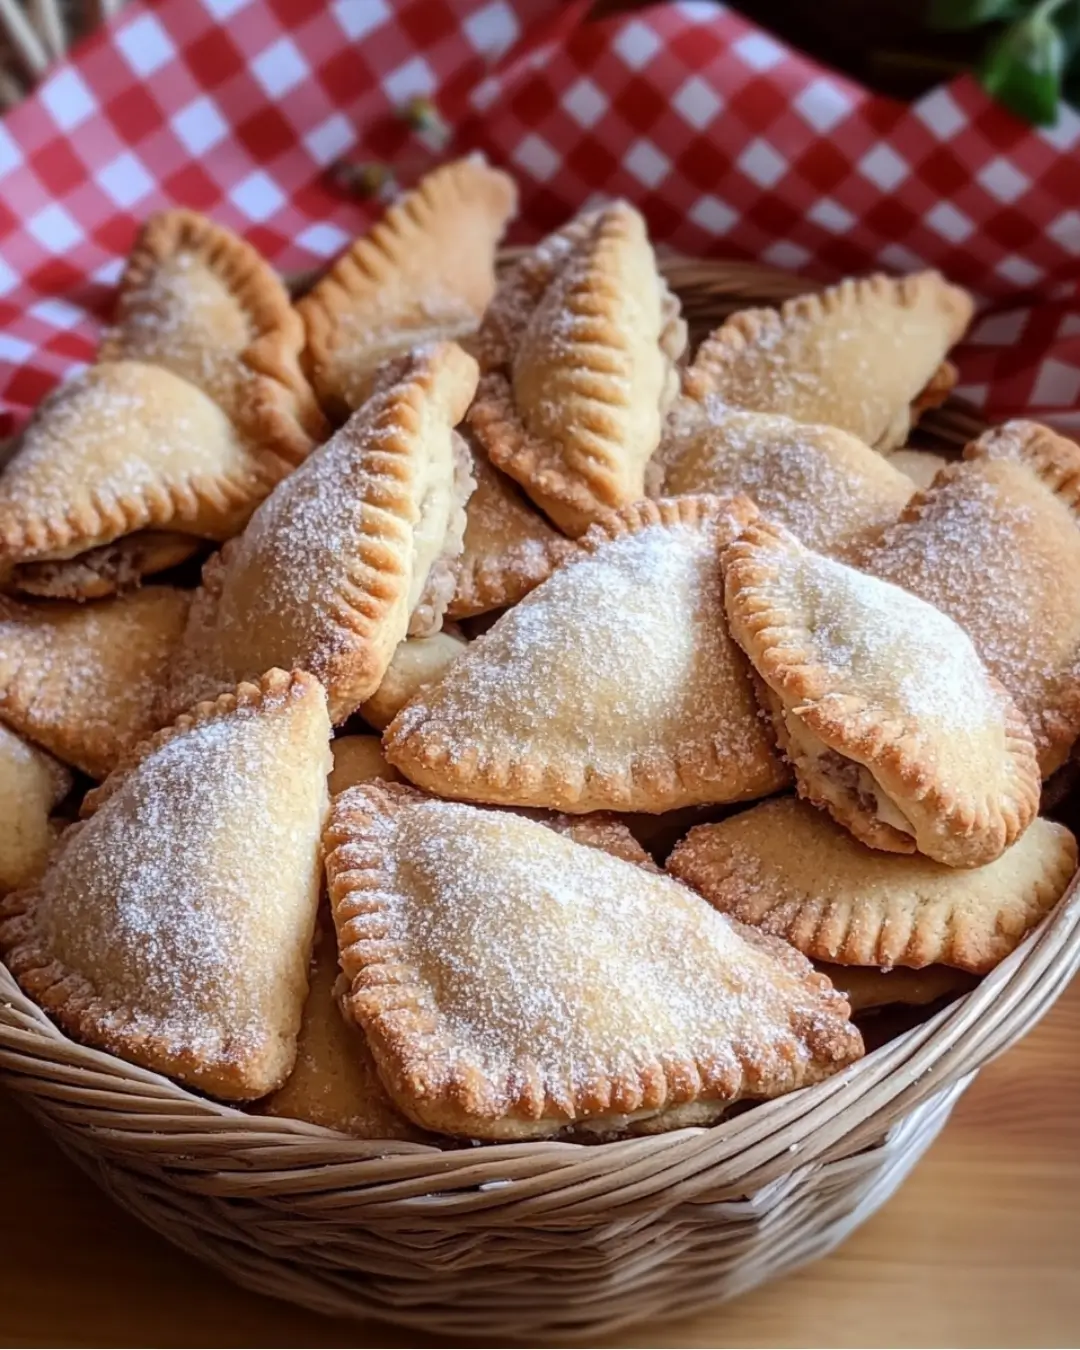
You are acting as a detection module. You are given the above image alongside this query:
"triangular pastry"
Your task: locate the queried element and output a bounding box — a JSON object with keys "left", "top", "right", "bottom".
{"left": 161, "top": 343, "right": 478, "bottom": 725}
{"left": 0, "top": 586, "right": 191, "bottom": 779}
{"left": 468, "top": 202, "right": 687, "bottom": 536}
{"left": 358, "top": 629, "right": 468, "bottom": 732}
{"left": 0, "top": 670, "right": 331, "bottom": 1100}
{"left": 0, "top": 724, "right": 72, "bottom": 893}
{"left": 298, "top": 157, "right": 517, "bottom": 419}
{"left": 101, "top": 208, "right": 327, "bottom": 457}
{"left": 657, "top": 405, "right": 913, "bottom": 555}
{"left": 0, "top": 362, "right": 283, "bottom": 582}
{"left": 448, "top": 449, "right": 576, "bottom": 620}
{"left": 723, "top": 518, "right": 1040, "bottom": 866}
{"left": 684, "top": 273, "right": 973, "bottom": 452}
{"left": 12, "top": 531, "right": 200, "bottom": 600}
{"left": 255, "top": 920, "right": 430, "bottom": 1141}
{"left": 668, "top": 797, "right": 1076, "bottom": 973}
{"left": 854, "top": 420, "right": 1080, "bottom": 776}
{"left": 325, "top": 781, "right": 863, "bottom": 1139}
{"left": 818, "top": 962, "right": 977, "bottom": 1014}
{"left": 329, "top": 735, "right": 400, "bottom": 796}
{"left": 385, "top": 496, "right": 789, "bottom": 813}
{"left": 887, "top": 448, "right": 950, "bottom": 492}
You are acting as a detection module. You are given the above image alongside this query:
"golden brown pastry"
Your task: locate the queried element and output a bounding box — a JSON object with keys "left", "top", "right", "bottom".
{"left": 468, "top": 202, "right": 686, "bottom": 535}
{"left": 12, "top": 531, "right": 200, "bottom": 600}
{"left": 0, "top": 670, "right": 331, "bottom": 1100}
{"left": 855, "top": 420, "right": 1080, "bottom": 776}
{"left": 329, "top": 735, "right": 400, "bottom": 796}
{"left": 818, "top": 962, "right": 977, "bottom": 1013}
{"left": 101, "top": 207, "right": 326, "bottom": 456}
{"left": 255, "top": 922, "right": 430, "bottom": 1141}
{"left": 161, "top": 342, "right": 478, "bottom": 725}
{"left": 385, "top": 496, "right": 789, "bottom": 813}
{"left": 298, "top": 157, "right": 517, "bottom": 418}
{"left": 656, "top": 406, "right": 914, "bottom": 554}
{"left": 448, "top": 449, "right": 576, "bottom": 620}
{"left": 0, "top": 724, "right": 72, "bottom": 893}
{"left": 684, "top": 272, "right": 973, "bottom": 452}
{"left": 325, "top": 781, "right": 863, "bottom": 1140}
{"left": 668, "top": 797, "right": 1076, "bottom": 974}
{"left": 358, "top": 629, "right": 467, "bottom": 732}
{"left": 887, "top": 448, "right": 950, "bottom": 492}
{"left": 0, "top": 586, "right": 191, "bottom": 779}
{"left": 723, "top": 517, "right": 1040, "bottom": 866}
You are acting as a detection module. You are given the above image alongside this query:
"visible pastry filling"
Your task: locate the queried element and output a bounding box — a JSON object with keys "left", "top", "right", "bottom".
{"left": 408, "top": 429, "right": 476, "bottom": 637}
{"left": 781, "top": 709, "right": 916, "bottom": 838}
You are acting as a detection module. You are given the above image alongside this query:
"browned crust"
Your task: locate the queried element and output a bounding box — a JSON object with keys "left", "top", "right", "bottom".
{"left": 384, "top": 494, "right": 791, "bottom": 813}
{"left": 0, "top": 669, "right": 325, "bottom": 1100}
{"left": 965, "top": 419, "right": 1080, "bottom": 514}
{"left": 11, "top": 532, "right": 200, "bottom": 600}
{"left": 102, "top": 208, "right": 328, "bottom": 461}
{"left": 722, "top": 517, "right": 1041, "bottom": 868}
{"left": 324, "top": 780, "right": 862, "bottom": 1139}
{"left": 668, "top": 803, "right": 1078, "bottom": 974}
{"left": 298, "top": 158, "right": 517, "bottom": 420}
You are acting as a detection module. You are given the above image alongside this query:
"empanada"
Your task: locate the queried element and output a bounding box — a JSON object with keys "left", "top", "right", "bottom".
{"left": 161, "top": 343, "right": 478, "bottom": 725}
{"left": 255, "top": 921, "right": 429, "bottom": 1141}
{"left": 325, "top": 781, "right": 863, "bottom": 1140}
{"left": 0, "top": 724, "right": 72, "bottom": 893}
{"left": 358, "top": 629, "right": 467, "bottom": 732}
{"left": 13, "top": 531, "right": 200, "bottom": 599}
{"left": 684, "top": 272, "right": 973, "bottom": 452}
{"left": 468, "top": 202, "right": 686, "bottom": 535}
{"left": 329, "top": 735, "right": 400, "bottom": 795}
{"left": 855, "top": 420, "right": 1080, "bottom": 776}
{"left": 723, "top": 517, "right": 1039, "bottom": 866}
{"left": 668, "top": 797, "right": 1076, "bottom": 973}
{"left": 0, "top": 670, "right": 331, "bottom": 1100}
{"left": 656, "top": 406, "right": 913, "bottom": 554}
{"left": 0, "top": 586, "right": 191, "bottom": 779}
{"left": 101, "top": 207, "right": 326, "bottom": 456}
{"left": 817, "top": 962, "right": 977, "bottom": 1013}
{"left": 298, "top": 157, "right": 517, "bottom": 418}
{"left": 385, "top": 496, "right": 789, "bottom": 813}
{"left": 448, "top": 450, "right": 576, "bottom": 620}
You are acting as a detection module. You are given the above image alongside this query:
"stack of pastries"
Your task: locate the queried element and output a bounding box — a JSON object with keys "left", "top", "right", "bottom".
{"left": 0, "top": 156, "right": 1077, "bottom": 1145}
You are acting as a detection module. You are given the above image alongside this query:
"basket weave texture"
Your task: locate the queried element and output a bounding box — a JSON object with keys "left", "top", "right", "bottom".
{"left": 1, "top": 258, "right": 1078, "bottom": 1342}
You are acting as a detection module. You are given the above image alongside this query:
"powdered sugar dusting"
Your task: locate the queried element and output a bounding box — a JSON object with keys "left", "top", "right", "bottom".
{"left": 39, "top": 687, "right": 327, "bottom": 1066}
{"left": 364, "top": 801, "right": 852, "bottom": 1096}
{"left": 396, "top": 519, "right": 780, "bottom": 785}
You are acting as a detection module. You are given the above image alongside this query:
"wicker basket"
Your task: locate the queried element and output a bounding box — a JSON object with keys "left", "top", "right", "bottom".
{"left": 1, "top": 253, "right": 1079, "bottom": 1340}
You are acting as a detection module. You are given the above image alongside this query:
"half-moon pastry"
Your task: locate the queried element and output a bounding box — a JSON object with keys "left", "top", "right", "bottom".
{"left": 0, "top": 724, "right": 72, "bottom": 893}
{"left": 358, "top": 629, "right": 468, "bottom": 732}
{"left": 12, "top": 531, "right": 200, "bottom": 599}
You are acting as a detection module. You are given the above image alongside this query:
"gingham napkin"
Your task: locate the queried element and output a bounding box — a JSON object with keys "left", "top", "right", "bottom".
{"left": 0, "top": 0, "right": 1077, "bottom": 435}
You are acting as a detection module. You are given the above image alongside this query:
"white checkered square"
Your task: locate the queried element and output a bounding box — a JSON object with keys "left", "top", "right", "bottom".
{"left": 172, "top": 97, "right": 229, "bottom": 155}
{"left": 38, "top": 68, "right": 96, "bottom": 132}
{"left": 0, "top": 255, "right": 18, "bottom": 297}
{"left": 295, "top": 223, "right": 351, "bottom": 257}
{"left": 1039, "top": 102, "right": 1080, "bottom": 150}
{"left": 858, "top": 144, "right": 908, "bottom": 190}
{"left": 98, "top": 152, "right": 155, "bottom": 208}
{"left": 28, "top": 298, "right": 84, "bottom": 329}
{"left": 0, "top": 124, "right": 21, "bottom": 178}
{"left": 564, "top": 78, "right": 608, "bottom": 128}
{"left": 512, "top": 133, "right": 560, "bottom": 182}
{"left": 384, "top": 56, "right": 436, "bottom": 103}
{"left": 0, "top": 334, "right": 34, "bottom": 363}
{"left": 672, "top": 76, "right": 722, "bottom": 130}
{"left": 878, "top": 242, "right": 925, "bottom": 272}
{"left": 463, "top": 2, "right": 520, "bottom": 60}
{"left": 970, "top": 311, "right": 1027, "bottom": 345}
{"left": 926, "top": 202, "right": 974, "bottom": 243}
{"left": 333, "top": 0, "right": 389, "bottom": 41}
{"left": 1031, "top": 357, "right": 1080, "bottom": 405}
{"left": 26, "top": 204, "right": 83, "bottom": 253}
{"left": 203, "top": 0, "right": 252, "bottom": 16}
{"left": 1048, "top": 210, "right": 1080, "bottom": 255}
{"left": 252, "top": 37, "right": 309, "bottom": 99}
{"left": 115, "top": 13, "right": 175, "bottom": 77}
{"left": 303, "top": 113, "right": 354, "bottom": 166}
{"left": 807, "top": 198, "right": 855, "bottom": 232}
{"left": 737, "top": 138, "right": 786, "bottom": 188}
{"left": 91, "top": 258, "right": 125, "bottom": 287}
{"left": 230, "top": 171, "right": 286, "bottom": 223}
{"left": 613, "top": 19, "right": 660, "bottom": 70}
{"left": 915, "top": 88, "right": 967, "bottom": 140}
{"left": 794, "top": 78, "right": 854, "bottom": 133}
{"left": 625, "top": 139, "right": 670, "bottom": 188}
{"left": 762, "top": 241, "right": 811, "bottom": 269}
{"left": 733, "top": 33, "right": 784, "bottom": 72}
{"left": 997, "top": 255, "right": 1044, "bottom": 286}
{"left": 977, "top": 157, "right": 1030, "bottom": 204}
{"left": 688, "top": 195, "right": 737, "bottom": 234}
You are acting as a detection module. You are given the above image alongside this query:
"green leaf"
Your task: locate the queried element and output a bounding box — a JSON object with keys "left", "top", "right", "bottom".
{"left": 978, "top": 10, "right": 1066, "bottom": 123}
{"left": 927, "top": 0, "right": 1027, "bottom": 30}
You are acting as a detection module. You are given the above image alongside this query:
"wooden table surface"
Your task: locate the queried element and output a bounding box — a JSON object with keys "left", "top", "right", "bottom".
{"left": 1, "top": 982, "right": 1079, "bottom": 1349}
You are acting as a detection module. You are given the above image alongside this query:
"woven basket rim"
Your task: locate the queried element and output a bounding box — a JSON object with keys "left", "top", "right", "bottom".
{"left": 1, "top": 253, "right": 1076, "bottom": 1217}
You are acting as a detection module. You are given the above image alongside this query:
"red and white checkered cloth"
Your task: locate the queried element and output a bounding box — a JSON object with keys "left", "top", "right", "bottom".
{"left": 0, "top": 0, "right": 1078, "bottom": 436}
